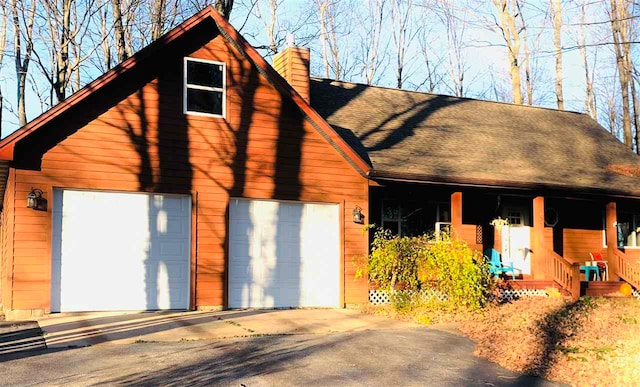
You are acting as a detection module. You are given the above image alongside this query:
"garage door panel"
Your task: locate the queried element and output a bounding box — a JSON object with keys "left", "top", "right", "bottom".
{"left": 51, "top": 190, "right": 191, "bottom": 312}
{"left": 229, "top": 199, "right": 339, "bottom": 308}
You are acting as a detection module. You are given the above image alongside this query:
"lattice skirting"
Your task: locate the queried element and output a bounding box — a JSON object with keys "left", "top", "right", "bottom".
{"left": 369, "top": 289, "right": 447, "bottom": 305}
{"left": 369, "top": 288, "right": 550, "bottom": 305}
{"left": 498, "top": 288, "right": 548, "bottom": 302}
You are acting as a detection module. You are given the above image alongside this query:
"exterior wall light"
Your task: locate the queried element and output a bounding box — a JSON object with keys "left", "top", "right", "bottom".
{"left": 353, "top": 206, "right": 364, "bottom": 224}
{"left": 26, "top": 188, "right": 47, "bottom": 211}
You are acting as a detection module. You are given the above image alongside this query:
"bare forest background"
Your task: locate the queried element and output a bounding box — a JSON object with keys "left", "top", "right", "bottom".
{"left": 1, "top": 0, "right": 640, "bottom": 153}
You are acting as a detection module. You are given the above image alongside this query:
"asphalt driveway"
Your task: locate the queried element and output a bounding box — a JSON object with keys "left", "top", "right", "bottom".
{"left": 0, "top": 327, "right": 562, "bottom": 386}
{"left": 33, "top": 309, "right": 419, "bottom": 348}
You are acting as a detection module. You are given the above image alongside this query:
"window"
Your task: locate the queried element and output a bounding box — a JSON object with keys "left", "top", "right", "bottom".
{"left": 184, "top": 58, "right": 225, "bottom": 117}
{"left": 506, "top": 210, "right": 522, "bottom": 226}
{"left": 382, "top": 200, "right": 450, "bottom": 237}
{"left": 617, "top": 212, "right": 640, "bottom": 248}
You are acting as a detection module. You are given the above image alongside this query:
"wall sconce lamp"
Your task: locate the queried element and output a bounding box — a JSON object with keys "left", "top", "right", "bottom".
{"left": 26, "top": 188, "right": 47, "bottom": 211}
{"left": 352, "top": 206, "right": 364, "bottom": 224}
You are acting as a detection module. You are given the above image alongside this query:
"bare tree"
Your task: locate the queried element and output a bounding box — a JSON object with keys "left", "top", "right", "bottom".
{"left": 577, "top": 0, "right": 597, "bottom": 120}
{"left": 358, "top": 0, "right": 387, "bottom": 85}
{"left": 215, "top": 0, "right": 233, "bottom": 19}
{"left": 110, "top": 0, "right": 129, "bottom": 63}
{"left": 0, "top": 2, "right": 7, "bottom": 135}
{"left": 609, "top": 0, "right": 633, "bottom": 147}
{"left": 11, "top": 0, "right": 37, "bottom": 127}
{"left": 492, "top": 0, "right": 523, "bottom": 104}
{"left": 316, "top": 0, "right": 355, "bottom": 81}
{"left": 436, "top": 0, "right": 467, "bottom": 97}
{"left": 550, "top": 0, "right": 563, "bottom": 109}
{"left": 29, "top": 0, "right": 106, "bottom": 103}
{"left": 416, "top": 19, "right": 445, "bottom": 93}
{"left": 515, "top": 0, "right": 533, "bottom": 104}
{"left": 390, "top": 0, "right": 414, "bottom": 89}
{"left": 254, "top": 0, "right": 279, "bottom": 55}
{"left": 150, "top": 0, "right": 166, "bottom": 39}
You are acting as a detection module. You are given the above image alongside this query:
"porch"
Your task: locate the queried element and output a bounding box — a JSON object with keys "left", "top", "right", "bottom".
{"left": 369, "top": 183, "right": 640, "bottom": 300}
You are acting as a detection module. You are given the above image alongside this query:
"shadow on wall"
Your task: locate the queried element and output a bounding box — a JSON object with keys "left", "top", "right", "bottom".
{"left": 228, "top": 85, "right": 305, "bottom": 308}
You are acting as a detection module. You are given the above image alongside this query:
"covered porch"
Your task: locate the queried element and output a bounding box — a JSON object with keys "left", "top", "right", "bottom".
{"left": 369, "top": 182, "right": 640, "bottom": 299}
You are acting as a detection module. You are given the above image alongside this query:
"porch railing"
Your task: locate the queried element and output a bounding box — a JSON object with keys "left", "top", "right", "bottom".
{"left": 614, "top": 249, "right": 640, "bottom": 290}
{"left": 543, "top": 248, "right": 581, "bottom": 300}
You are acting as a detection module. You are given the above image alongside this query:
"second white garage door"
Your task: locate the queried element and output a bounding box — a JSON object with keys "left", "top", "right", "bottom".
{"left": 51, "top": 190, "right": 191, "bottom": 312}
{"left": 228, "top": 199, "right": 340, "bottom": 308}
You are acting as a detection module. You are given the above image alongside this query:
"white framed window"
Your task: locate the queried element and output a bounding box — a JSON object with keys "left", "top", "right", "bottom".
{"left": 184, "top": 57, "right": 225, "bottom": 117}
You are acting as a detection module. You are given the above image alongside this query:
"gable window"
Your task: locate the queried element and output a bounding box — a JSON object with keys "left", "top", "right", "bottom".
{"left": 184, "top": 58, "right": 225, "bottom": 117}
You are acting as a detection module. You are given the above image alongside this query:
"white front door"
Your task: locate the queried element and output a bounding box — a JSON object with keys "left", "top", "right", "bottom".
{"left": 501, "top": 225, "right": 531, "bottom": 275}
{"left": 51, "top": 190, "right": 191, "bottom": 312}
{"left": 228, "top": 199, "right": 340, "bottom": 308}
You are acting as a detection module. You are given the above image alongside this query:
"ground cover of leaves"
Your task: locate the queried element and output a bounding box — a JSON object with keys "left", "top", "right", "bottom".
{"left": 459, "top": 297, "right": 640, "bottom": 386}
{"left": 363, "top": 296, "right": 640, "bottom": 386}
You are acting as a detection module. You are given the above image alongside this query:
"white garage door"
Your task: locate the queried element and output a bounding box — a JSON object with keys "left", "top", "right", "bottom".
{"left": 229, "top": 199, "right": 340, "bottom": 308}
{"left": 51, "top": 190, "right": 191, "bottom": 312}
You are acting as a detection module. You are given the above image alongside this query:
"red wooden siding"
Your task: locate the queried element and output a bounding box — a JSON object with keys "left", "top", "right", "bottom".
{"left": 544, "top": 227, "right": 553, "bottom": 250}
{"left": 563, "top": 229, "right": 606, "bottom": 264}
{"left": 273, "top": 47, "right": 310, "bottom": 103}
{"left": 459, "top": 224, "right": 482, "bottom": 253}
{"left": 7, "top": 34, "right": 369, "bottom": 311}
{"left": 1, "top": 169, "right": 15, "bottom": 309}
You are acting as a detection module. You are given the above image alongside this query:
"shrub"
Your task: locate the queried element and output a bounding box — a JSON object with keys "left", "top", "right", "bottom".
{"left": 359, "top": 228, "right": 494, "bottom": 311}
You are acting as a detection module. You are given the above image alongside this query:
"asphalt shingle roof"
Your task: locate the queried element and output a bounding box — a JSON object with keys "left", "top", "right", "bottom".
{"left": 310, "top": 78, "right": 640, "bottom": 197}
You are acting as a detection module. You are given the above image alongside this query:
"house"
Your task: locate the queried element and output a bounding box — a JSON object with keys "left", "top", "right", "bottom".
{"left": 0, "top": 6, "right": 638, "bottom": 319}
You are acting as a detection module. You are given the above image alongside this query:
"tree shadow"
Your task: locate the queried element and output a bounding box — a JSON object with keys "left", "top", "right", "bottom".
{"left": 0, "top": 309, "right": 281, "bottom": 362}
{"left": 510, "top": 298, "right": 594, "bottom": 386}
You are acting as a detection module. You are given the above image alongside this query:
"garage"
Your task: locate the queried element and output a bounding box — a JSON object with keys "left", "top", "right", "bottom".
{"left": 228, "top": 199, "right": 340, "bottom": 308}
{"left": 51, "top": 189, "right": 191, "bottom": 312}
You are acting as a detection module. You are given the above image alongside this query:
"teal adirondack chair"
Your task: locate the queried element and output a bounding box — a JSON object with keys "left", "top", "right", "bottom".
{"left": 484, "top": 248, "right": 516, "bottom": 280}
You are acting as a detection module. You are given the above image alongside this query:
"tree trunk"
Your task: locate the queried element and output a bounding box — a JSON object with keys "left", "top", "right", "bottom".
{"left": 214, "top": 0, "right": 233, "bottom": 19}
{"left": 111, "top": 0, "right": 128, "bottom": 63}
{"left": 610, "top": 0, "right": 632, "bottom": 146}
{"left": 54, "top": 0, "right": 73, "bottom": 102}
{"left": 493, "top": 0, "right": 523, "bottom": 105}
{"left": 317, "top": 1, "right": 330, "bottom": 78}
{"left": 12, "top": 0, "right": 36, "bottom": 127}
{"left": 150, "top": 0, "right": 166, "bottom": 40}
{"left": 579, "top": 1, "right": 596, "bottom": 120}
{"left": 517, "top": 1, "right": 532, "bottom": 105}
{"left": 552, "top": 0, "right": 563, "bottom": 110}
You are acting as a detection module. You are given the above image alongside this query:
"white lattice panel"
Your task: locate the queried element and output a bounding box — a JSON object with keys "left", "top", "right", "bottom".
{"left": 498, "top": 288, "right": 548, "bottom": 302}
{"left": 368, "top": 289, "right": 447, "bottom": 305}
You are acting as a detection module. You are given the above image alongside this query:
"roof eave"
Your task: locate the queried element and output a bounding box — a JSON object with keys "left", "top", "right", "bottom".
{"left": 369, "top": 169, "right": 640, "bottom": 200}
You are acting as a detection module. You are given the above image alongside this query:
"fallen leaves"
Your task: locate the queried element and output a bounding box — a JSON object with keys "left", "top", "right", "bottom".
{"left": 459, "top": 297, "right": 640, "bottom": 387}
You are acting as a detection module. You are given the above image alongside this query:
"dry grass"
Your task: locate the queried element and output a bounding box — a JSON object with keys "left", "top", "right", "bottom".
{"left": 363, "top": 296, "right": 640, "bottom": 386}
{"left": 459, "top": 297, "right": 640, "bottom": 386}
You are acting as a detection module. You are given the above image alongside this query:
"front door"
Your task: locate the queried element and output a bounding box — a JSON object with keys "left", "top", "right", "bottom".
{"left": 501, "top": 225, "right": 531, "bottom": 276}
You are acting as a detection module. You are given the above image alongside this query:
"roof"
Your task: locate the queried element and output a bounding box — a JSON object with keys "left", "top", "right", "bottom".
{"left": 310, "top": 78, "right": 640, "bottom": 197}
{"left": 0, "top": 6, "right": 370, "bottom": 174}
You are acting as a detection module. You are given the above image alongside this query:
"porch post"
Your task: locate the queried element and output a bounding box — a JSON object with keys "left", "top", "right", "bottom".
{"left": 605, "top": 202, "right": 620, "bottom": 281}
{"left": 451, "top": 192, "right": 463, "bottom": 238}
{"left": 532, "top": 196, "right": 546, "bottom": 279}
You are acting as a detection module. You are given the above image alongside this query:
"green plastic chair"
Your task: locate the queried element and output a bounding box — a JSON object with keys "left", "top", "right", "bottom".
{"left": 485, "top": 248, "right": 516, "bottom": 280}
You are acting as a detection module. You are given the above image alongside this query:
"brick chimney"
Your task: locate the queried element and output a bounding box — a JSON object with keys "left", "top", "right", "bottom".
{"left": 273, "top": 35, "right": 310, "bottom": 103}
